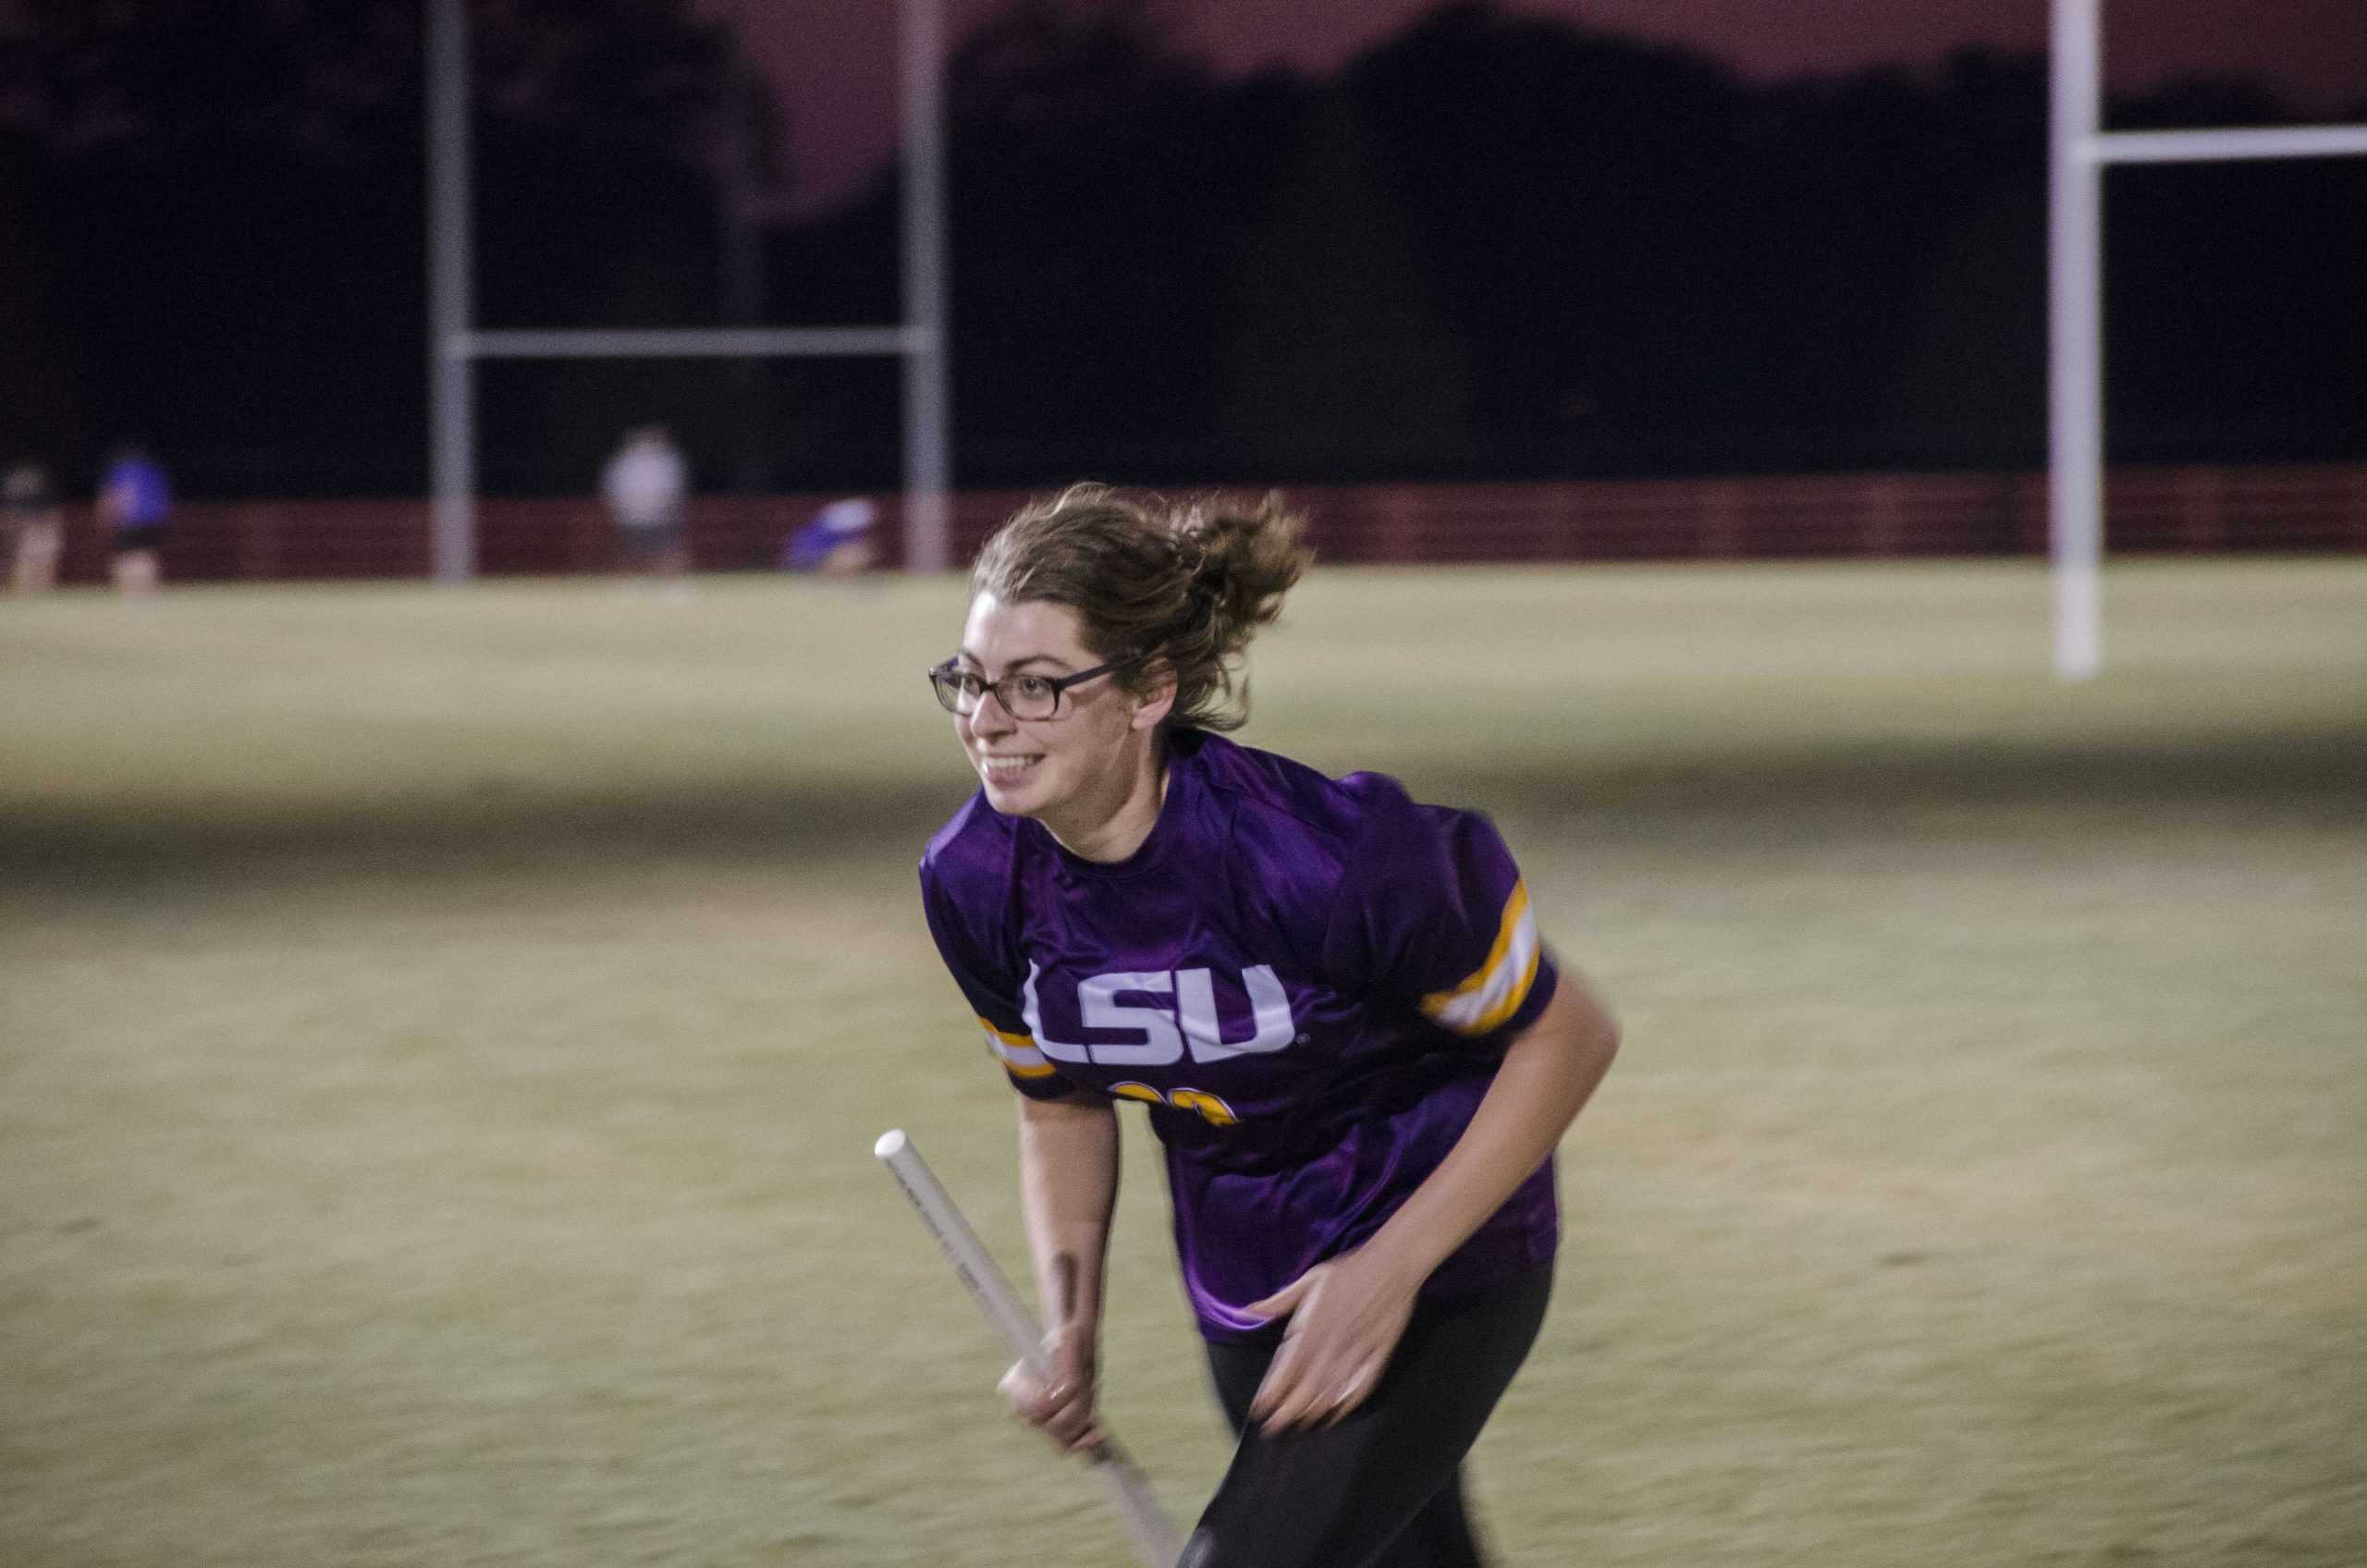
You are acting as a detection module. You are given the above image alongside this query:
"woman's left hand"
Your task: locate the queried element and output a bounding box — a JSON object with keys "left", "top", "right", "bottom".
{"left": 1242, "top": 1245, "right": 1422, "bottom": 1432}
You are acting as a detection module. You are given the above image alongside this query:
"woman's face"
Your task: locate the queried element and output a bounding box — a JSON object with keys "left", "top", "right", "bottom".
{"left": 952, "top": 593, "right": 1155, "bottom": 825}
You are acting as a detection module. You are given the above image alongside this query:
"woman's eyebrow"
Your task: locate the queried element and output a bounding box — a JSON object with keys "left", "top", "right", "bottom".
{"left": 954, "top": 649, "right": 1072, "bottom": 671}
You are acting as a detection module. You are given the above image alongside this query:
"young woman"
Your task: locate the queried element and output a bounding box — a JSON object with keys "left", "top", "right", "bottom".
{"left": 918, "top": 485, "right": 1619, "bottom": 1568}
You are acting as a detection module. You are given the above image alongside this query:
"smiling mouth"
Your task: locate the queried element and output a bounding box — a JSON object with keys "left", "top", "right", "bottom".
{"left": 977, "top": 753, "right": 1042, "bottom": 778}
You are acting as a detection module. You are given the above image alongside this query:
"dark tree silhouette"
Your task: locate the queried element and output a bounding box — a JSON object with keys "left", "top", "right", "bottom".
{"left": 1220, "top": 84, "right": 1474, "bottom": 476}
{"left": 0, "top": 0, "right": 758, "bottom": 496}
{"left": 2, "top": 0, "right": 2357, "bottom": 497}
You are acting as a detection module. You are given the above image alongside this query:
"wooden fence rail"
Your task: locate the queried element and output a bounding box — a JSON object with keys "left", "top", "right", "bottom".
{"left": 39, "top": 463, "right": 2367, "bottom": 584}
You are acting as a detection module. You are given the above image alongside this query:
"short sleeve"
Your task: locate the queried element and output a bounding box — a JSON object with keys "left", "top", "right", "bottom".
{"left": 1324, "top": 799, "right": 1559, "bottom": 1043}
{"left": 918, "top": 858, "right": 1077, "bottom": 1099}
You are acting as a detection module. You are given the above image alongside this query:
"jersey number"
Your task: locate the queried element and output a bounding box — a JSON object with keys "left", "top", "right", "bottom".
{"left": 1109, "top": 1082, "right": 1240, "bottom": 1126}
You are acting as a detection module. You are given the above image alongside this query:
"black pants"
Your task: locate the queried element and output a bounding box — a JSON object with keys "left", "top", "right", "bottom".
{"left": 1184, "top": 1266, "right": 1553, "bottom": 1568}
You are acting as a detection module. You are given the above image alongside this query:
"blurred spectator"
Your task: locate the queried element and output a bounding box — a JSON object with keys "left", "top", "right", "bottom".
{"left": 601, "top": 425, "right": 691, "bottom": 587}
{"left": 782, "top": 496, "right": 878, "bottom": 577}
{"left": 5, "top": 462, "right": 64, "bottom": 595}
{"left": 98, "top": 443, "right": 171, "bottom": 597}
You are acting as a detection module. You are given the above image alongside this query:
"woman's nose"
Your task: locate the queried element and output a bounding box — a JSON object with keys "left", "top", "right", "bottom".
{"left": 967, "top": 688, "right": 1016, "bottom": 732}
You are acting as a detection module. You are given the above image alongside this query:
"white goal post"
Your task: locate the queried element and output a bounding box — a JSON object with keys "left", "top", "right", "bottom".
{"left": 425, "top": 0, "right": 951, "bottom": 582}
{"left": 2049, "top": 0, "right": 2367, "bottom": 679}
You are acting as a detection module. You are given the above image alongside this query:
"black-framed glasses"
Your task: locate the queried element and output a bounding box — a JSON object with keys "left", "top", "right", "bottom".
{"left": 927, "top": 655, "right": 1135, "bottom": 720}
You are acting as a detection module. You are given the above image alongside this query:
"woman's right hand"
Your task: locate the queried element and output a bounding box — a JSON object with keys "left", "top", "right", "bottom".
{"left": 999, "top": 1324, "right": 1104, "bottom": 1456}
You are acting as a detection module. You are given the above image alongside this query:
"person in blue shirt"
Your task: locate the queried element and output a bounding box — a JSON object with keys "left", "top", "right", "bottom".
{"left": 920, "top": 484, "right": 1621, "bottom": 1567}
{"left": 783, "top": 496, "right": 878, "bottom": 576}
{"left": 98, "top": 443, "right": 171, "bottom": 597}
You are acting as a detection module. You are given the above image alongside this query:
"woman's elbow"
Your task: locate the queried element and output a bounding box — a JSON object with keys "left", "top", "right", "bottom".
{"left": 1554, "top": 973, "right": 1620, "bottom": 1062}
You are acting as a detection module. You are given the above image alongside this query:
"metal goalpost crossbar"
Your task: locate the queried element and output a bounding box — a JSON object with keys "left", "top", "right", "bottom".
{"left": 2048, "top": 0, "right": 2367, "bottom": 679}
{"left": 424, "top": 0, "right": 952, "bottom": 582}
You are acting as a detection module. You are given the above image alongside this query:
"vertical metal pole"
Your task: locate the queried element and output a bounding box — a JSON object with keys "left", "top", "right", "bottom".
{"left": 900, "top": 0, "right": 951, "bottom": 573}
{"left": 2049, "top": 0, "right": 2103, "bottom": 678}
{"left": 427, "top": 0, "right": 476, "bottom": 582}
{"left": 719, "top": 23, "right": 770, "bottom": 493}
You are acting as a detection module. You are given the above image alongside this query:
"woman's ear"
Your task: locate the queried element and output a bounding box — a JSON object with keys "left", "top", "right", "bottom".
{"left": 1129, "top": 664, "right": 1178, "bottom": 732}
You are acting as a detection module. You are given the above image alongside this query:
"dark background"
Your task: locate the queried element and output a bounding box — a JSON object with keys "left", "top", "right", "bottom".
{"left": 2, "top": 0, "right": 2361, "bottom": 501}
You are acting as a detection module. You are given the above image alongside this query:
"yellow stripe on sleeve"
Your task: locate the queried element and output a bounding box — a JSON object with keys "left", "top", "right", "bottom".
{"left": 981, "top": 1016, "right": 1058, "bottom": 1078}
{"left": 1419, "top": 880, "right": 1542, "bottom": 1036}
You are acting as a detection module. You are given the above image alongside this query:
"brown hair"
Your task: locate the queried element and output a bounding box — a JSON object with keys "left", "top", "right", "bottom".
{"left": 971, "top": 483, "right": 1312, "bottom": 732}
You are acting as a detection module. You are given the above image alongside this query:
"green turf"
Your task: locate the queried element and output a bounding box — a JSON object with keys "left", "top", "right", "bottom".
{"left": 3, "top": 561, "right": 2363, "bottom": 1566}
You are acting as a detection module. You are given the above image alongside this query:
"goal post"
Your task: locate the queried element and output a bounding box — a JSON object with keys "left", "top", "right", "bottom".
{"left": 2048, "top": 0, "right": 2367, "bottom": 679}
{"left": 424, "top": 0, "right": 951, "bottom": 582}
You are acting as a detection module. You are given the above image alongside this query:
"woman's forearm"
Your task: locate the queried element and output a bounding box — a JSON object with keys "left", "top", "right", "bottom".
{"left": 1015, "top": 1093, "right": 1122, "bottom": 1340}
{"left": 1367, "top": 971, "right": 1621, "bottom": 1285}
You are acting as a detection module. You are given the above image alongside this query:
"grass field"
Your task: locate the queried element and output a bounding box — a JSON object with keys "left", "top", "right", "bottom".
{"left": 3, "top": 560, "right": 2363, "bottom": 1567}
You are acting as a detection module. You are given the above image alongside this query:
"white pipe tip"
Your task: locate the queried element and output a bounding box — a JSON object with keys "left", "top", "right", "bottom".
{"left": 874, "top": 1129, "right": 908, "bottom": 1160}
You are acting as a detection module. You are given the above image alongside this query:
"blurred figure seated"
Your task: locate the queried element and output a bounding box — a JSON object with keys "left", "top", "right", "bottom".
{"left": 783, "top": 496, "right": 878, "bottom": 577}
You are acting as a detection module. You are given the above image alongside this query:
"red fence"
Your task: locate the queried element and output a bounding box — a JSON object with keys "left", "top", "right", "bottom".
{"left": 43, "top": 463, "right": 2367, "bottom": 584}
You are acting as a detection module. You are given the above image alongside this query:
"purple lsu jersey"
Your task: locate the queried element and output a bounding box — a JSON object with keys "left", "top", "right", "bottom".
{"left": 919, "top": 729, "right": 1561, "bottom": 1341}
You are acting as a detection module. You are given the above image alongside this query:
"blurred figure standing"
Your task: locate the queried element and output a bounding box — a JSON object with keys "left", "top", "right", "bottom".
{"left": 601, "top": 425, "right": 691, "bottom": 589}
{"left": 98, "top": 443, "right": 171, "bottom": 597}
{"left": 4, "top": 461, "right": 64, "bottom": 595}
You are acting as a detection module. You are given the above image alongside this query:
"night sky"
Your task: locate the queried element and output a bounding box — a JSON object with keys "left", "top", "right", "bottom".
{"left": 709, "top": 0, "right": 2367, "bottom": 213}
